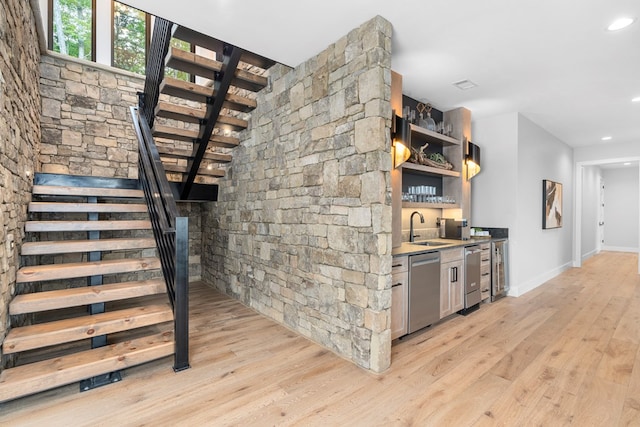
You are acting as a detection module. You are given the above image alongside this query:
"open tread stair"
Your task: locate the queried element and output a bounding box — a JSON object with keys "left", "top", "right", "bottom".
{"left": 159, "top": 76, "right": 257, "bottom": 112}
{"left": 172, "top": 25, "right": 276, "bottom": 69}
{"left": 153, "top": 124, "right": 239, "bottom": 148}
{"left": 17, "top": 257, "right": 161, "bottom": 283}
{"left": 9, "top": 279, "right": 166, "bottom": 315}
{"left": 1, "top": 173, "right": 177, "bottom": 402}
{"left": 25, "top": 220, "right": 152, "bottom": 232}
{"left": 0, "top": 330, "right": 174, "bottom": 402}
{"left": 163, "top": 164, "right": 225, "bottom": 178}
{"left": 3, "top": 304, "right": 173, "bottom": 354}
{"left": 156, "top": 146, "right": 232, "bottom": 163}
{"left": 166, "top": 47, "right": 268, "bottom": 92}
{"left": 21, "top": 237, "right": 157, "bottom": 255}
{"left": 28, "top": 202, "right": 148, "bottom": 213}
{"left": 155, "top": 101, "right": 248, "bottom": 130}
{"left": 145, "top": 21, "right": 276, "bottom": 195}
{"left": 33, "top": 185, "right": 144, "bottom": 198}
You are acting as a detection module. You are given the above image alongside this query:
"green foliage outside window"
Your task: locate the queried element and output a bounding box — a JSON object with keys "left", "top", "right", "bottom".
{"left": 165, "top": 38, "right": 191, "bottom": 82}
{"left": 50, "top": 0, "right": 191, "bottom": 79}
{"left": 51, "top": 0, "right": 93, "bottom": 60}
{"left": 113, "top": 2, "right": 146, "bottom": 75}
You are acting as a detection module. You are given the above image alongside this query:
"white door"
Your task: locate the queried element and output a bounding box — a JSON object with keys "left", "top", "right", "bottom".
{"left": 597, "top": 177, "right": 605, "bottom": 252}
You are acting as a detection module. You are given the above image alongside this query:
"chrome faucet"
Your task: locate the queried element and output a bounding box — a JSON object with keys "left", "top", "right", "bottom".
{"left": 409, "top": 211, "right": 425, "bottom": 242}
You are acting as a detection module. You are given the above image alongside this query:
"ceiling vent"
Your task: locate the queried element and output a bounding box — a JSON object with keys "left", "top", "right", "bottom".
{"left": 452, "top": 79, "right": 478, "bottom": 90}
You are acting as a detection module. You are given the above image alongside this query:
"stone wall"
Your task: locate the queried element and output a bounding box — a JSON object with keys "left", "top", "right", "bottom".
{"left": 202, "top": 16, "right": 393, "bottom": 372}
{"left": 39, "top": 53, "right": 143, "bottom": 179}
{"left": 0, "top": 0, "right": 42, "bottom": 364}
{"left": 38, "top": 53, "right": 203, "bottom": 280}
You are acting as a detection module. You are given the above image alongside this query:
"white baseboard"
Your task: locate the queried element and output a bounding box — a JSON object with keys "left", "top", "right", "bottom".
{"left": 602, "top": 246, "right": 639, "bottom": 253}
{"left": 581, "top": 249, "right": 598, "bottom": 262}
{"left": 507, "top": 261, "right": 573, "bottom": 297}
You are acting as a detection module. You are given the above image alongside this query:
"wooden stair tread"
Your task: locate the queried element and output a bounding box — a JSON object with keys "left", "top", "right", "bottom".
{"left": 155, "top": 101, "right": 248, "bottom": 130}
{"left": 160, "top": 76, "right": 212, "bottom": 102}
{"left": 160, "top": 77, "right": 257, "bottom": 112}
{"left": 163, "top": 164, "right": 225, "bottom": 178}
{"left": 10, "top": 279, "right": 166, "bottom": 315}
{"left": 33, "top": 185, "right": 143, "bottom": 198}
{"left": 166, "top": 47, "right": 268, "bottom": 92}
{"left": 21, "top": 237, "right": 157, "bottom": 255}
{"left": 25, "top": 220, "right": 152, "bottom": 232}
{"left": 29, "top": 202, "right": 148, "bottom": 213}
{"left": 172, "top": 26, "right": 276, "bottom": 69}
{"left": 153, "top": 124, "right": 239, "bottom": 148}
{"left": 0, "top": 330, "right": 174, "bottom": 402}
{"left": 156, "top": 146, "right": 232, "bottom": 163}
{"left": 16, "top": 257, "right": 161, "bottom": 283}
{"left": 3, "top": 304, "right": 173, "bottom": 354}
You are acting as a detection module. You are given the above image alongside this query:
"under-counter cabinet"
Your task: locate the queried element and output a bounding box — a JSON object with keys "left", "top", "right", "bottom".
{"left": 391, "top": 256, "right": 409, "bottom": 340}
{"left": 480, "top": 243, "right": 491, "bottom": 301}
{"left": 439, "top": 248, "right": 464, "bottom": 318}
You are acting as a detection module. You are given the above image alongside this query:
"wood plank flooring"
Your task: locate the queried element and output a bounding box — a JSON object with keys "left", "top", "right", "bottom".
{"left": 1, "top": 251, "right": 638, "bottom": 426}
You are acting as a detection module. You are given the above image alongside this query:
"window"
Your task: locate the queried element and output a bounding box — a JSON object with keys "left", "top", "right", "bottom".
{"left": 48, "top": 0, "right": 96, "bottom": 61}
{"left": 46, "top": 1, "right": 193, "bottom": 78}
{"left": 165, "top": 38, "right": 192, "bottom": 82}
{"left": 112, "top": 2, "right": 149, "bottom": 74}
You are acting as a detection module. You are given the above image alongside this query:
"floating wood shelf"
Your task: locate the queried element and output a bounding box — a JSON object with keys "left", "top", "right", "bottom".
{"left": 410, "top": 124, "right": 461, "bottom": 146}
{"left": 401, "top": 162, "right": 461, "bottom": 178}
{"left": 402, "top": 202, "right": 461, "bottom": 209}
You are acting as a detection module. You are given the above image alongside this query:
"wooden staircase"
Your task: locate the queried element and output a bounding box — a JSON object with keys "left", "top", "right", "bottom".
{"left": 0, "top": 174, "right": 174, "bottom": 402}
{"left": 143, "top": 20, "right": 275, "bottom": 201}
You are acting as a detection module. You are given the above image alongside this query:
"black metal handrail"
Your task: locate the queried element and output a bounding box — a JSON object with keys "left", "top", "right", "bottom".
{"left": 130, "top": 105, "right": 190, "bottom": 372}
{"left": 140, "top": 17, "right": 173, "bottom": 127}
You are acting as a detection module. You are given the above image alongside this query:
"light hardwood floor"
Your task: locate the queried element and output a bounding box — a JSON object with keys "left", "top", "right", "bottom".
{"left": 1, "top": 251, "right": 639, "bottom": 426}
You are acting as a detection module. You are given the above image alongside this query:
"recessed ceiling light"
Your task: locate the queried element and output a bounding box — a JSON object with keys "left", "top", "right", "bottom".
{"left": 607, "top": 17, "right": 636, "bottom": 31}
{"left": 601, "top": 136, "right": 612, "bottom": 141}
{"left": 633, "top": 96, "right": 640, "bottom": 103}
{"left": 452, "top": 79, "right": 478, "bottom": 90}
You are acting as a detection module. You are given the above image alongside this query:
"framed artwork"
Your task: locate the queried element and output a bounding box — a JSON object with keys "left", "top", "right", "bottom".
{"left": 543, "top": 179, "right": 563, "bottom": 229}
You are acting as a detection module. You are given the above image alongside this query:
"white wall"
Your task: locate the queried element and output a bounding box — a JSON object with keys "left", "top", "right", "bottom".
{"left": 472, "top": 113, "right": 574, "bottom": 297}
{"left": 575, "top": 141, "right": 640, "bottom": 163}
{"left": 581, "top": 165, "right": 601, "bottom": 260}
{"left": 602, "top": 166, "right": 639, "bottom": 252}
{"left": 515, "top": 115, "right": 573, "bottom": 295}
{"left": 471, "top": 112, "right": 518, "bottom": 229}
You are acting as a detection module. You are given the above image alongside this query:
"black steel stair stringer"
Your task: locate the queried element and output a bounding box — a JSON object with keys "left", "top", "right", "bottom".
{"left": 180, "top": 44, "right": 244, "bottom": 200}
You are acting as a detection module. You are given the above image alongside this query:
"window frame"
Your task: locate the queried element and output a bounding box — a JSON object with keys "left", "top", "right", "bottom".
{"left": 47, "top": 0, "right": 97, "bottom": 62}
{"left": 110, "top": 1, "right": 151, "bottom": 73}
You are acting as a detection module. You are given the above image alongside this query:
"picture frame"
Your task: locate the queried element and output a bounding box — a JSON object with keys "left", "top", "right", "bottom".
{"left": 543, "top": 179, "right": 563, "bottom": 229}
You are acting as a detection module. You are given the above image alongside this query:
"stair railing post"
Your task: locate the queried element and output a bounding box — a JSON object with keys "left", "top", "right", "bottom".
{"left": 173, "top": 216, "right": 190, "bottom": 371}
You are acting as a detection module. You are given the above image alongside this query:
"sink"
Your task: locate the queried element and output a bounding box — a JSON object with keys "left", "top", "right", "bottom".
{"left": 413, "top": 241, "right": 449, "bottom": 247}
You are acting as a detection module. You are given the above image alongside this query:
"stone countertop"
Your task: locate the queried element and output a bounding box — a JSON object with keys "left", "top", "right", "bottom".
{"left": 392, "top": 236, "right": 493, "bottom": 257}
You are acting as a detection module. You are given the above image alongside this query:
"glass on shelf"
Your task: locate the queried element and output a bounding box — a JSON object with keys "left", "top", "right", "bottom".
{"left": 402, "top": 188, "right": 457, "bottom": 205}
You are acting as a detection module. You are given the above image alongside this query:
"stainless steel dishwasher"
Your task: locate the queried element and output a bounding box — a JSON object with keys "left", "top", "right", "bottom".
{"left": 408, "top": 251, "right": 441, "bottom": 333}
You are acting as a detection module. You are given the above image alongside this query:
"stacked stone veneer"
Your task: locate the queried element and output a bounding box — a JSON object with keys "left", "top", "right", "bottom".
{"left": 202, "top": 16, "right": 393, "bottom": 372}
{"left": 38, "top": 54, "right": 203, "bottom": 280}
{"left": 39, "top": 53, "right": 144, "bottom": 179}
{"left": 0, "top": 0, "right": 42, "bottom": 365}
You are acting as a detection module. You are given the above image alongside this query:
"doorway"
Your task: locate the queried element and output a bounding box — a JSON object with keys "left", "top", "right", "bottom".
{"left": 574, "top": 158, "right": 640, "bottom": 273}
{"left": 597, "top": 176, "right": 604, "bottom": 253}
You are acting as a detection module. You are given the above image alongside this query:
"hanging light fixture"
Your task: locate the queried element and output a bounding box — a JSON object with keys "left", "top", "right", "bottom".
{"left": 466, "top": 141, "right": 481, "bottom": 179}
{"left": 392, "top": 112, "right": 411, "bottom": 168}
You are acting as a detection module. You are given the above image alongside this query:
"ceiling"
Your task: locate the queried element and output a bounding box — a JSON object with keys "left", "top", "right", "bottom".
{"left": 125, "top": 0, "right": 640, "bottom": 148}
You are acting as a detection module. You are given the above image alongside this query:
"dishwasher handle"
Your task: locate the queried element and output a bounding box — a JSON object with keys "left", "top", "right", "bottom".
{"left": 410, "top": 252, "right": 440, "bottom": 268}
